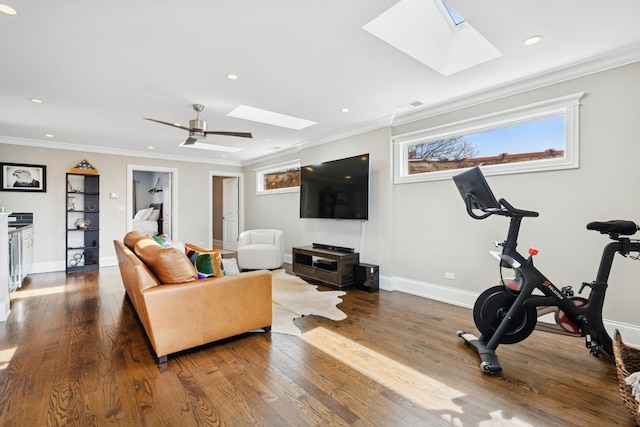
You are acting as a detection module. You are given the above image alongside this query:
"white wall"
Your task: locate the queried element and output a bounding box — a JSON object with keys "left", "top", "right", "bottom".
{"left": 0, "top": 145, "right": 242, "bottom": 271}
{"left": 390, "top": 62, "right": 640, "bottom": 330}
{"left": 244, "top": 61, "right": 640, "bottom": 343}
{"left": 243, "top": 127, "right": 393, "bottom": 268}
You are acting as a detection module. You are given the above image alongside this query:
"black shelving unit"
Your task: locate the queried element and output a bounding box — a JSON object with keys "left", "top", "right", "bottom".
{"left": 66, "top": 173, "right": 100, "bottom": 272}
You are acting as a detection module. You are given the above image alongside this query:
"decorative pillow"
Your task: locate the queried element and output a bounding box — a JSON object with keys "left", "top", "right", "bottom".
{"left": 134, "top": 238, "right": 197, "bottom": 284}
{"left": 134, "top": 207, "right": 155, "bottom": 221}
{"left": 184, "top": 243, "right": 224, "bottom": 279}
{"left": 251, "top": 232, "right": 275, "bottom": 245}
{"left": 221, "top": 258, "right": 240, "bottom": 276}
{"left": 151, "top": 233, "right": 173, "bottom": 247}
{"left": 147, "top": 208, "right": 161, "bottom": 221}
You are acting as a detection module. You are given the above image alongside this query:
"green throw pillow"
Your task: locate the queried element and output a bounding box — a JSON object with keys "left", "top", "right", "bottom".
{"left": 184, "top": 243, "right": 224, "bottom": 279}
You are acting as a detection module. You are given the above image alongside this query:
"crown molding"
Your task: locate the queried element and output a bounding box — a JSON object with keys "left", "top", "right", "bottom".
{"left": 393, "top": 43, "right": 640, "bottom": 127}
{"left": 0, "top": 136, "right": 242, "bottom": 167}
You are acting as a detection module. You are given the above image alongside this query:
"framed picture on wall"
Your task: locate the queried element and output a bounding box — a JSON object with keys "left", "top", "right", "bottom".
{"left": 0, "top": 163, "right": 47, "bottom": 192}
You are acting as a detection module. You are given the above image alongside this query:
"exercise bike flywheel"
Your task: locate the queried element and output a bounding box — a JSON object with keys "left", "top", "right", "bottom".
{"left": 473, "top": 285, "right": 538, "bottom": 344}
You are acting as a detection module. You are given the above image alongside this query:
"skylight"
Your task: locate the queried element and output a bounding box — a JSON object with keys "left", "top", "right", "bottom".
{"left": 362, "top": 0, "right": 501, "bottom": 76}
{"left": 228, "top": 105, "right": 317, "bottom": 130}
{"left": 442, "top": 1, "right": 464, "bottom": 26}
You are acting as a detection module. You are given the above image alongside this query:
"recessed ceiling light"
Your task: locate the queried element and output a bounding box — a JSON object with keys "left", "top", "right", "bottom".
{"left": 270, "top": 146, "right": 281, "bottom": 150}
{"left": 148, "top": 146, "right": 155, "bottom": 150}
{"left": 30, "top": 98, "right": 43, "bottom": 103}
{"left": 341, "top": 108, "right": 350, "bottom": 113}
{"left": 226, "top": 74, "right": 238, "bottom": 80}
{"left": 0, "top": 4, "right": 17, "bottom": 15}
{"left": 523, "top": 35, "right": 543, "bottom": 46}
{"left": 45, "top": 134, "right": 54, "bottom": 138}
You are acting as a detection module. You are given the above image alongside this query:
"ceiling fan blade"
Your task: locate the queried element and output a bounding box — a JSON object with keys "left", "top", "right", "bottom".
{"left": 203, "top": 131, "right": 253, "bottom": 139}
{"left": 182, "top": 137, "right": 198, "bottom": 145}
{"left": 143, "top": 118, "right": 192, "bottom": 132}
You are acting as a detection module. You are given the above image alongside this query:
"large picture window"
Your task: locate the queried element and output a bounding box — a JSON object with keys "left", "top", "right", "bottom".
{"left": 393, "top": 93, "right": 584, "bottom": 183}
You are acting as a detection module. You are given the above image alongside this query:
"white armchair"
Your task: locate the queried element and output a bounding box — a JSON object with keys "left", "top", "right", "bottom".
{"left": 237, "top": 229, "right": 285, "bottom": 270}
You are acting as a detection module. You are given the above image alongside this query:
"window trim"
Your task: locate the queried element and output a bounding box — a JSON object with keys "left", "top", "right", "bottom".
{"left": 255, "top": 159, "right": 300, "bottom": 195}
{"left": 393, "top": 92, "right": 585, "bottom": 183}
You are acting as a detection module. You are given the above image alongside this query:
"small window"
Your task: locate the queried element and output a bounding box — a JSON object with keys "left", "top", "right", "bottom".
{"left": 255, "top": 160, "right": 300, "bottom": 195}
{"left": 394, "top": 92, "right": 584, "bottom": 183}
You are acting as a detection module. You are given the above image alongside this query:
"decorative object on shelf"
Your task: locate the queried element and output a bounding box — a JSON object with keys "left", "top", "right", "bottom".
{"left": 87, "top": 203, "right": 97, "bottom": 212}
{"left": 75, "top": 218, "right": 91, "bottom": 229}
{"left": 67, "top": 179, "right": 81, "bottom": 193}
{"left": 68, "top": 252, "right": 84, "bottom": 267}
{"left": 0, "top": 162, "right": 47, "bottom": 192}
{"left": 69, "top": 159, "right": 99, "bottom": 175}
{"left": 67, "top": 196, "right": 76, "bottom": 211}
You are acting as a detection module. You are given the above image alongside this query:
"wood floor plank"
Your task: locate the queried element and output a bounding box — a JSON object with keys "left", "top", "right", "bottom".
{"left": 0, "top": 266, "right": 635, "bottom": 426}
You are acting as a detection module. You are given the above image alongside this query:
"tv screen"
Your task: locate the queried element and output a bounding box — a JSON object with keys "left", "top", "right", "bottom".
{"left": 300, "top": 154, "right": 369, "bottom": 220}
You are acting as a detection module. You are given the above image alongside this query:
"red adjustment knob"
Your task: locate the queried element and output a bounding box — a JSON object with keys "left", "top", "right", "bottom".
{"left": 528, "top": 247, "right": 539, "bottom": 256}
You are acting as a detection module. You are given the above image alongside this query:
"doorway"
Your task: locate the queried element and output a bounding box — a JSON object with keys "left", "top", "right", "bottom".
{"left": 127, "top": 165, "right": 178, "bottom": 239}
{"left": 209, "top": 171, "right": 243, "bottom": 251}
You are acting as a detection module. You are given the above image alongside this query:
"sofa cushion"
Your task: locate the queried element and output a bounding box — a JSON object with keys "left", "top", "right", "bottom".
{"left": 134, "top": 238, "right": 197, "bottom": 284}
{"left": 184, "top": 243, "right": 224, "bottom": 279}
{"left": 124, "top": 230, "right": 148, "bottom": 250}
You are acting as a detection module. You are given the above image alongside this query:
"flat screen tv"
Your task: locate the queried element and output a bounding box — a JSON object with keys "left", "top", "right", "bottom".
{"left": 300, "top": 153, "right": 369, "bottom": 220}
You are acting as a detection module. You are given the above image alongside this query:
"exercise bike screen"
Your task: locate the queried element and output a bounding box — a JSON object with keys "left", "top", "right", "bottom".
{"left": 453, "top": 167, "right": 501, "bottom": 211}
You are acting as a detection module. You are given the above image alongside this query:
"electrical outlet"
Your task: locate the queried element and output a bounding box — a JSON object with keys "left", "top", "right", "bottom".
{"left": 445, "top": 272, "right": 455, "bottom": 280}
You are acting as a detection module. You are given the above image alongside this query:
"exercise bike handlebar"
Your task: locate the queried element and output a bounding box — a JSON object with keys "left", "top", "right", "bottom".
{"left": 464, "top": 194, "right": 539, "bottom": 220}
{"left": 498, "top": 198, "right": 539, "bottom": 218}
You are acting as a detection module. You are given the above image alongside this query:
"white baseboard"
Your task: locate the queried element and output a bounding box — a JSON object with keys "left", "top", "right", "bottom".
{"left": 31, "top": 256, "right": 118, "bottom": 274}
{"left": 381, "top": 274, "right": 640, "bottom": 348}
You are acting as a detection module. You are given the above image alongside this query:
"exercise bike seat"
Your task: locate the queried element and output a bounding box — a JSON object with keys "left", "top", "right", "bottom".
{"left": 587, "top": 220, "right": 639, "bottom": 236}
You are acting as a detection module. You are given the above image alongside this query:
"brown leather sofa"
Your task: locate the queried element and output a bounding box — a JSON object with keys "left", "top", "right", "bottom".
{"left": 114, "top": 231, "right": 272, "bottom": 363}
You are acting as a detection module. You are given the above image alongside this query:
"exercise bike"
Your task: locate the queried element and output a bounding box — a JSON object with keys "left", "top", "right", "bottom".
{"left": 452, "top": 167, "right": 640, "bottom": 375}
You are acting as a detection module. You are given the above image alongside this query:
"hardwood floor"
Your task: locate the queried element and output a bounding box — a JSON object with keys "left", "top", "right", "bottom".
{"left": 0, "top": 266, "right": 634, "bottom": 426}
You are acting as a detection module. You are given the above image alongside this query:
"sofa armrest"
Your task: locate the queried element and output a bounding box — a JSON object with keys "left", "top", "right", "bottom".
{"left": 199, "top": 270, "right": 272, "bottom": 341}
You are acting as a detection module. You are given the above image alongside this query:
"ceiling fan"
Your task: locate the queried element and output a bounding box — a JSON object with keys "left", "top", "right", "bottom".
{"left": 144, "top": 104, "right": 252, "bottom": 145}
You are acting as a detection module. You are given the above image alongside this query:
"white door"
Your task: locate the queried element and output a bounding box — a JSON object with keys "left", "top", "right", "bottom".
{"left": 222, "top": 177, "right": 239, "bottom": 251}
{"left": 162, "top": 173, "right": 172, "bottom": 237}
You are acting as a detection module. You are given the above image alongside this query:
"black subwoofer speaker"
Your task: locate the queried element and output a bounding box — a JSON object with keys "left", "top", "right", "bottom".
{"left": 354, "top": 263, "right": 379, "bottom": 293}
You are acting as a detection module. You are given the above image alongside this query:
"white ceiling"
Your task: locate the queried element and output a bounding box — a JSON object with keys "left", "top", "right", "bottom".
{"left": 1, "top": 0, "right": 640, "bottom": 166}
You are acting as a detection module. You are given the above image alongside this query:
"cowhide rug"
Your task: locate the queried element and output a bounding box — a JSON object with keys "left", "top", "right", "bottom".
{"left": 271, "top": 269, "right": 347, "bottom": 336}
